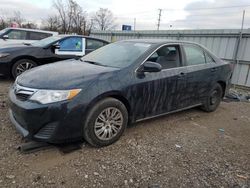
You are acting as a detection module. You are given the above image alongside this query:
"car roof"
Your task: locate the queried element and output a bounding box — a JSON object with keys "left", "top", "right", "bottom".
{"left": 58, "top": 34, "right": 109, "bottom": 43}
{"left": 6, "top": 27, "right": 58, "bottom": 35}
{"left": 121, "top": 38, "right": 219, "bottom": 60}
{"left": 121, "top": 39, "right": 200, "bottom": 45}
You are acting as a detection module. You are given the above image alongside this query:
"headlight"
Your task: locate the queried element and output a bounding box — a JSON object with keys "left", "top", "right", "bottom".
{"left": 0, "top": 53, "right": 10, "bottom": 58}
{"left": 30, "top": 89, "right": 81, "bottom": 104}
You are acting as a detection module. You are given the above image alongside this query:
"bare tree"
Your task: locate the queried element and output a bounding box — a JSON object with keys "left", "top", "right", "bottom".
{"left": 0, "top": 12, "right": 7, "bottom": 30}
{"left": 42, "top": 15, "right": 61, "bottom": 31}
{"left": 85, "top": 18, "right": 94, "bottom": 35}
{"left": 70, "top": 0, "right": 86, "bottom": 34}
{"left": 43, "top": 2, "right": 116, "bottom": 34}
{"left": 93, "top": 8, "right": 116, "bottom": 31}
{"left": 52, "top": 0, "right": 87, "bottom": 34}
{"left": 22, "top": 22, "right": 37, "bottom": 29}
{"left": 0, "top": 10, "right": 27, "bottom": 29}
{"left": 10, "top": 11, "right": 25, "bottom": 27}
{"left": 53, "top": 0, "right": 68, "bottom": 33}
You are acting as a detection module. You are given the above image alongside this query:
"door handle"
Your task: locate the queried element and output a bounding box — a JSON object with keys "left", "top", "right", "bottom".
{"left": 179, "top": 72, "right": 186, "bottom": 76}
{"left": 178, "top": 72, "right": 186, "bottom": 79}
{"left": 211, "top": 67, "right": 218, "bottom": 72}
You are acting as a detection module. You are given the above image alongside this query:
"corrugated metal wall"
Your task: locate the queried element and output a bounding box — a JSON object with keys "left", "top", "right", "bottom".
{"left": 90, "top": 29, "right": 250, "bottom": 87}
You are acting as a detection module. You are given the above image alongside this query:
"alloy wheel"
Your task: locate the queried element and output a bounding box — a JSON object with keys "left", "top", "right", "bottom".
{"left": 16, "top": 62, "right": 35, "bottom": 76}
{"left": 94, "top": 107, "right": 124, "bottom": 141}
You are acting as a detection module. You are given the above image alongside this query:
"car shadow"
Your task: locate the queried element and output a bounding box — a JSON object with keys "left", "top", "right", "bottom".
{"left": 0, "top": 76, "right": 14, "bottom": 85}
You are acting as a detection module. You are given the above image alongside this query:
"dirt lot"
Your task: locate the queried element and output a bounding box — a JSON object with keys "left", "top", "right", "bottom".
{"left": 0, "top": 79, "right": 250, "bottom": 188}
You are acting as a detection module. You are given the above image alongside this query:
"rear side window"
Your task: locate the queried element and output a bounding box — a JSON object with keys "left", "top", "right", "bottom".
{"left": 183, "top": 45, "right": 206, "bottom": 66}
{"left": 29, "top": 32, "right": 52, "bottom": 40}
{"left": 59, "top": 37, "right": 82, "bottom": 52}
{"left": 6, "top": 30, "right": 27, "bottom": 40}
{"left": 86, "top": 39, "right": 105, "bottom": 50}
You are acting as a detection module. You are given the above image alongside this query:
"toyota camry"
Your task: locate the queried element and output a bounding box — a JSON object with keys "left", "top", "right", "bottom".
{"left": 9, "top": 39, "right": 232, "bottom": 147}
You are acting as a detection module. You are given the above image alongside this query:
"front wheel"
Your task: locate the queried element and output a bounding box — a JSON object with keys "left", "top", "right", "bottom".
{"left": 201, "top": 83, "right": 223, "bottom": 112}
{"left": 12, "top": 59, "right": 37, "bottom": 78}
{"left": 83, "top": 98, "right": 128, "bottom": 147}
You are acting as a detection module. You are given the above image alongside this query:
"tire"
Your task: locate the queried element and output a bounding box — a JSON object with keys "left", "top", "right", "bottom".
{"left": 83, "top": 98, "right": 128, "bottom": 147}
{"left": 201, "top": 83, "right": 223, "bottom": 112}
{"left": 12, "top": 59, "right": 37, "bottom": 78}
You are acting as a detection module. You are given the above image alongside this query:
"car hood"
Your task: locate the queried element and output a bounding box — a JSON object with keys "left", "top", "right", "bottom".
{"left": 17, "top": 59, "right": 120, "bottom": 89}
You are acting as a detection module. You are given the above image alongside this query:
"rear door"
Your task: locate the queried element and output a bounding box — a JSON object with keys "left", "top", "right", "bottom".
{"left": 85, "top": 39, "right": 107, "bottom": 54}
{"left": 182, "top": 44, "right": 216, "bottom": 105}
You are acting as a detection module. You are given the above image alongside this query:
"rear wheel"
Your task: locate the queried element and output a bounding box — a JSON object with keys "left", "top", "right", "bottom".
{"left": 201, "top": 83, "right": 223, "bottom": 112}
{"left": 12, "top": 59, "right": 37, "bottom": 78}
{"left": 83, "top": 98, "right": 128, "bottom": 147}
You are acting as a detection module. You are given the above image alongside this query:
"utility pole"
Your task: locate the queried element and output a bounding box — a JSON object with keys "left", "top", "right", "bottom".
{"left": 234, "top": 10, "right": 245, "bottom": 88}
{"left": 134, "top": 18, "right": 136, "bottom": 31}
{"left": 157, "top": 9, "right": 162, "bottom": 31}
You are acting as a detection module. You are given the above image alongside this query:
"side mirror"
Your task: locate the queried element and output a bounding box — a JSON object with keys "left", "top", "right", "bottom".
{"left": 2, "top": 35, "right": 9, "bottom": 40}
{"left": 142, "top": 61, "right": 162, "bottom": 72}
{"left": 52, "top": 44, "right": 60, "bottom": 49}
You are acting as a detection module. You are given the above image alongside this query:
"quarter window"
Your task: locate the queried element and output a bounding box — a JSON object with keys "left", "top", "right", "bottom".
{"left": 59, "top": 37, "right": 82, "bottom": 52}
{"left": 147, "top": 45, "right": 181, "bottom": 69}
{"left": 204, "top": 52, "right": 215, "bottom": 63}
{"left": 7, "top": 30, "right": 27, "bottom": 40}
{"left": 183, "top": 45, "right": 206, "bottom": 66}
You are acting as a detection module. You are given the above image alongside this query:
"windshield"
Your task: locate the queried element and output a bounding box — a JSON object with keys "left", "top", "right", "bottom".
{"left": 81, "top": 42, "right": 151, "bottom": 68}
{"left": 0, "top": 28, "right": 8, "bottom": 36}
{"left": 32, "top": 35, "right": 63, "bottom": 47}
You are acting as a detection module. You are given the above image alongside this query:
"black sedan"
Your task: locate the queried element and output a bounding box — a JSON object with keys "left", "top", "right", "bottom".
{"left": 0, "top": 35, "right": 108, "bottom": 78}
{"left": 9, "top": 39, "right": 232, "bottom": 147}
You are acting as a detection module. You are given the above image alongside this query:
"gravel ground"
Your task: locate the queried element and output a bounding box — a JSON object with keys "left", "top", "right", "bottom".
{"left": 0, "top": 79, "right": 250, "bottom": 188}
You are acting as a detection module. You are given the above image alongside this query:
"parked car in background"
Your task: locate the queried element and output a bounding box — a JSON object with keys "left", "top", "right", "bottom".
{"left": 0, "top": 28, "right": 58, "bottom": 46}
{"left": 0, "top": 35, "right": 109, "bottom": 78}
{"left": 9, "top": 39, "right": 233, "bottom": 147}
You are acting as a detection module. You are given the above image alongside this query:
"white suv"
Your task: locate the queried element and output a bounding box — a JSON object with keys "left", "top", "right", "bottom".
{"left": 0, "top": 28, "right": 58, "bottom": 46}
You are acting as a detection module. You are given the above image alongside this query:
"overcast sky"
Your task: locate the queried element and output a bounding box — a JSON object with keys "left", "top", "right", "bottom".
{"left": 0, "top": 0, "right": 249, "bottom": 30}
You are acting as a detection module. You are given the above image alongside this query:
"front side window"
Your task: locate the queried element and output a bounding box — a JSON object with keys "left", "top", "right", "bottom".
{"left": 7, "top": 30, "right": 27, "bottom": 40}
{"left": 147, "top": 45, "right": 181, "bottom": 69}
{"left": 183, "top": 45, "right": 206, "bottom": 66}
{"left": 59, "top": 37, "right": 82, "bottom": 52}
{"left": 86, "top": 39, "right": 105, "bottom": 50}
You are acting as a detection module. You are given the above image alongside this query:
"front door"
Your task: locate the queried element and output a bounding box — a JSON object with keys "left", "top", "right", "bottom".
{"left": 131, "top": 44, "right": 188, "bottom": 120}
{"left": 2, "top": 29, "right": 29, "bottom": 45}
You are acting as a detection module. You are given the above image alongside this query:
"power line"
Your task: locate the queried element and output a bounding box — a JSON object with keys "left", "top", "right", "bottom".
{"left": 115, "top": 5, "right": 250, "bottom": 18}
{"left": 157, "top": 9, "right": 162, "bottom": 30}
{"left": 116, "top": 8, "right": 248, "bottom": 22}
{"left": 185, "top": 10, "right": 245, "bottom": 17}
{"left": 163, "top": 4, "right": 250, "bottom": 11}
